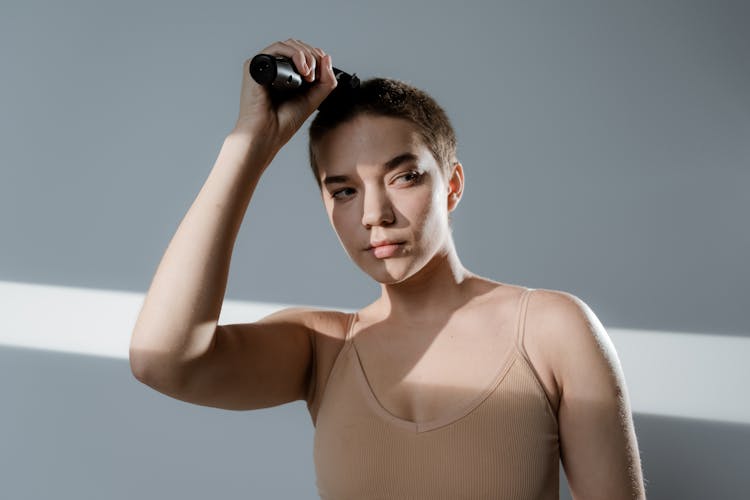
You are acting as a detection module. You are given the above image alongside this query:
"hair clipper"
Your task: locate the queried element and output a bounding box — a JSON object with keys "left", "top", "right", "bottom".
{"left": 249, "top": 53, "right": 359, "bottom": 109}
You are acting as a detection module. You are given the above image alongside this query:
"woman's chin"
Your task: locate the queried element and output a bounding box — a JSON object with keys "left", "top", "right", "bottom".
{"left": 358, "top": 262, "right": 415, "bottom": 285}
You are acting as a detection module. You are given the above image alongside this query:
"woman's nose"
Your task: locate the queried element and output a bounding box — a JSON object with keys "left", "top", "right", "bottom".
{"left": 361, "top": 189, "right": 394, "bottom": 227}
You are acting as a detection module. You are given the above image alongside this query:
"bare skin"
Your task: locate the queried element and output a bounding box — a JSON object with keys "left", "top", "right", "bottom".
{"left": 307, "top": 114, "right": 561, "bottom": 423}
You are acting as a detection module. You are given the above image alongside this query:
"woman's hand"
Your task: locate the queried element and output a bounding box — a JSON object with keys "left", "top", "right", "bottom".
{"left": 232, "top": 38, "right": 337, "bottom": 157}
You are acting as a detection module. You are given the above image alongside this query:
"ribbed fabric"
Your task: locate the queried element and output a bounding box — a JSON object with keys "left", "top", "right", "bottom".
{"left": 311, "top": 288, "right": 559, "bottom": 499}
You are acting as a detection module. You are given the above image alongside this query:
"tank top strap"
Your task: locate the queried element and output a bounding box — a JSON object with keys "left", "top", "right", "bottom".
{"left": 344, "top": 311, "right": 358, "bottom": 342}
{"left": 514, "top": 287, "right": 536, "bottom": 359}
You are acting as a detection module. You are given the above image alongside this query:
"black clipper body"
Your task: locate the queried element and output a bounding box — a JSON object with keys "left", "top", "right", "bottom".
{"left": 249, "top": 53, "right": 360, "bottom": 110}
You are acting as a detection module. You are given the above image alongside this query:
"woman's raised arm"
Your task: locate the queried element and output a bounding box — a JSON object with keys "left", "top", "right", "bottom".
{"left": 129, "top": 39, "right": 337, "bottom": 396}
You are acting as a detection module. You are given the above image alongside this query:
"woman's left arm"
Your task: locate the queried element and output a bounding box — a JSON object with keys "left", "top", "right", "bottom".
{"left": 531, "top": 289, "right": 647, "bottom": 500}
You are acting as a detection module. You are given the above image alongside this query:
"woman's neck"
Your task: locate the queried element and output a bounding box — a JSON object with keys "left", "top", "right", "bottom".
{"left": 374, "top": 241, "right": 478, "bottom": 324}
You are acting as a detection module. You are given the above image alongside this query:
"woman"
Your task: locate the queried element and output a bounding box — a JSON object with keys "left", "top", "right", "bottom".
{"left": 129, "top": 39, "right": 646, "bottom": 499}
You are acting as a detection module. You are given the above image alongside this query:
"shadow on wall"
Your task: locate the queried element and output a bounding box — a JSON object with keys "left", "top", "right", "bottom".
{"left": 1, "top": 345, "right": 748, "bottom": 499}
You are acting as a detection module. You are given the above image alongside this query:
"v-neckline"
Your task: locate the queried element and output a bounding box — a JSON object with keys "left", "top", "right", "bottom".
{"left": 347, "top": 312, "right": 520, "bottom": 433}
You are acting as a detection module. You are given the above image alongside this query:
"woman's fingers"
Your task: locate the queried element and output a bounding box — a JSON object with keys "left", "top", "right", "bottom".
{"left": 312, "top": 47, "right": 327, "bottom": 81}
{"left": 286, "top": 38, "right": 318, "bottom": 82}
{"left": 258, "top": 39, "right": 331, "bottom": 84}
{"left": 302, "top": 53, "right": 337, "bottom": 111}
{"left": 253, "top": 38, "right": 337, "bottom": 114}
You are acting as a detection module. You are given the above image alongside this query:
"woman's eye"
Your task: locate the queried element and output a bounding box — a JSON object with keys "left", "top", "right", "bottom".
{"left": 331, "top": 172, "right": 422, "bottom": 201}
{"left": 396, "top": 171, "right": 422, "bottom": 184}
{"left": 331, "top": 188, "right": 354, "bottom": 200}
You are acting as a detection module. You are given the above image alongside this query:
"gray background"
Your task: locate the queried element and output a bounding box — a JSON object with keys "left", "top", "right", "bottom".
{"left": 2, "top": 0, "right": 748, "bottom": 336}
{"left": 1, "top": 0, "right": 748, "bottom": 499}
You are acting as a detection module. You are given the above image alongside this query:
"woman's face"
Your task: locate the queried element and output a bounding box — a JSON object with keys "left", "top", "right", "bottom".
{"left": 314, "top": 114, "right": 462, "bottom": 284}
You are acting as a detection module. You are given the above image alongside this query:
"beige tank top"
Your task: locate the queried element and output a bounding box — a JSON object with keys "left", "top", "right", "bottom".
{"left": 310, "top": 288, "right": 560, "bottom": 499}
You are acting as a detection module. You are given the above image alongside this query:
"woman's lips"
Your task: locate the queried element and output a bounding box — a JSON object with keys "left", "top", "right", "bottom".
{"left": 369, "top": 242, "right": 403, "bottom": 259}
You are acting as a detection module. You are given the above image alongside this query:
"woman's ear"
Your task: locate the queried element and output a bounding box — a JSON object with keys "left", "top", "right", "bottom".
{"left": 447, "top": 162, "right": 464, "bottom": 212}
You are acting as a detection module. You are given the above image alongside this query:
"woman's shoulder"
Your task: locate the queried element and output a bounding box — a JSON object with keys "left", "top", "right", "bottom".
{"left": 523, "top": 286, "right": 594, "bottom": 321}
{"left": 463, "top": 277, "right": 532, "bottom": 310}
{"left": 523, "top": 286, "right": 606, "bottom": 383}
{"left": 510, "top": 288, "right": 594, "bottom": 354}
{"left": 472, "top": 276, "right": 584, "bottom": 312}
{"left": 289, "top": 306, "right": 355, "bottom": 341}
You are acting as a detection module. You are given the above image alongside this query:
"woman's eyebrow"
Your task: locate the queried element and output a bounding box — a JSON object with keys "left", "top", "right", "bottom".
{"left": 322, "top": 152, "right": 419, "bottom": 186}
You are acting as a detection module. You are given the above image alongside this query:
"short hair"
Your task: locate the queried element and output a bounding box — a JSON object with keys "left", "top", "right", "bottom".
{"left": 307, "top": 77, "right": 458, "bottom": 190}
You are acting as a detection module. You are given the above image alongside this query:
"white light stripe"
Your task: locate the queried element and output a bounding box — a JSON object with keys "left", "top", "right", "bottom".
{"left": 607, "top": 327, "right": 750, "bottom": 426}
{"left": 0, "top": 280, "right": 747, "bottom": 425}
{"left": 0, "top": 280, "right": 309, "bottom": 360}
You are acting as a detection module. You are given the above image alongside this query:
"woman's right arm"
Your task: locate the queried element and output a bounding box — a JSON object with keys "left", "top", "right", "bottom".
{"left": 129, "top": 39, "right": 337, "bottom": 407}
